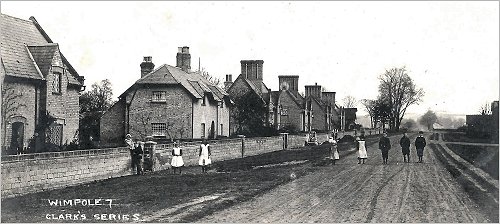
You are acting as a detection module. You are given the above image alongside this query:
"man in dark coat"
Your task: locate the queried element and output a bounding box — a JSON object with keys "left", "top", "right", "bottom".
{"left": 379, "top": 132, "right": 391, "bottom": 164}
{"left": 415, "top": 131, "right": 427, "bottom": 163}
{"left": 400, "top": 133, "right": 411, "bottom": 163}
{"left": 132, "top": 141, "right": 144, "bottom": 175}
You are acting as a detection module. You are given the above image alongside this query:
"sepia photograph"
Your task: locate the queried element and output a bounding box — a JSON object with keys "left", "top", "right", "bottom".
{"left": 0, "top": 1, "right": 498, "bottom": 223}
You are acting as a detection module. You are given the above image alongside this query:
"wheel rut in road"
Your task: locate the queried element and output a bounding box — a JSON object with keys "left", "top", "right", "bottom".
{"left": 198, "top": 133, "right": 494, "bottom": 223}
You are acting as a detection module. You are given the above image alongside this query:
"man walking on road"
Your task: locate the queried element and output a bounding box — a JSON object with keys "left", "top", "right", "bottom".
{"left": 415, "top": 131, "right": 427, "bottom": 163}
{"left": 379, "top": 132, "right": 391, "bottom": 164}
{"left": 400, "top": 133, "right": 411, "bottom": 163}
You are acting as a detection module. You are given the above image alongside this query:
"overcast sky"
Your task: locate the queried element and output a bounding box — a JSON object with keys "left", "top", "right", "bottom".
{"left": 2, "top": 1, "right": 498, "bottom": 116}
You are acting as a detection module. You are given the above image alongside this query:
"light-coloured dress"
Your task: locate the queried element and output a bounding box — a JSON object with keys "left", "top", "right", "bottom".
{"left": 171, "top": 147, "right": 184, "bottom": 167}
{"left": 199, "top": 144, "right": 212, "bottom": 166}
{"left": 357, "top": 138, "right": 368, "bottom": 159}
{"left": 329, "top": 139, "right": 340, "bottom": 160}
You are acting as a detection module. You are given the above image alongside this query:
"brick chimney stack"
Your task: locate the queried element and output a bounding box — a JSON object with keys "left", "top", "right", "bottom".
{"left": 322, "top": 92, "right": 336, "bottom": 105}
{"left": 224, "top": 74, "right": 233, "bottom": 90}
{"left": 140, "top": 56, "right": 154, "bottom": 78}
{"left": 305, "top": 83, "right": 322, "bottom": 100}
{"left": 176, "top": 46, "right": 191, "bottom": 72}
{"left": 278, "top": 75, "right": 299, "bottom": 93}
{"left": 240, "top": 60, "right": 264, "bottom": 81}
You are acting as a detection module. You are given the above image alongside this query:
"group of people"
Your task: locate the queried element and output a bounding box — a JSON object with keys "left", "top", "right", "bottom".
{"left": 125, "top": 134, "right": 212, "bottom": 175}
{"left": 328, "top": 131, "right": 427, "bottom": 165}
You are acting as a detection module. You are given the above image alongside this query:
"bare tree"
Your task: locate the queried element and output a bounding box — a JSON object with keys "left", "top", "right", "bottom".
{"left": 378, "top": 66, "right": 424, "bottom": 130}
{"left": 479, "top": 102, "right": 491, "bottom": 115}
{"left": 342, "top": 95, "right": 358, "bottom": 108}
{"left": 360, "top": 99, "right": 376, "bottom": 128}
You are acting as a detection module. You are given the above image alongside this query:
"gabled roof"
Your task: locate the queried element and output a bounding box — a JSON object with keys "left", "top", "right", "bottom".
{"left": 270, "top": 90, "right": 304, "bottom": 109}
{"left": 0, "top": 13, "right": 84, "bottom": 86}
{"left": 127, "top": 64, "right": 228, "bottom": 102}
{"left": 228, "top": 74, "right": 272, "bottom": 105}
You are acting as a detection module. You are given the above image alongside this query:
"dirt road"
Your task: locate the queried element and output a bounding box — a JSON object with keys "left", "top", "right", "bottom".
{"left": 200, "top": 134, "right": 495, "bottom": 223}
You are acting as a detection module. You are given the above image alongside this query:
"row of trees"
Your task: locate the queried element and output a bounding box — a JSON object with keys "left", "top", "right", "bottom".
{"left": 362, "top": 67, "right": 425, "bottom": 131}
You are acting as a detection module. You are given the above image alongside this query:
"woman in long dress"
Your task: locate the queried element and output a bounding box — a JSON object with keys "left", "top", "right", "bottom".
{"left": 357, "top": 134, "right": 368, "bottom": 164}
{"left": 328, "top": 137, "right": 340, "bottom": 165}
{"left": 199, "top": 139, "right": 212, "bottom": 173}
{"left": 171, "top": 141, "right": 184, "bottom": 174}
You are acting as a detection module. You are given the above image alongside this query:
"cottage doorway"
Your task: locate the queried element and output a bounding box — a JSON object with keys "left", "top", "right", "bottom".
{"left": 10, "top": 122, "right": 24, "bottom": 154}
{"left": 209, "top": 121, "right": 215, "bottom": 139}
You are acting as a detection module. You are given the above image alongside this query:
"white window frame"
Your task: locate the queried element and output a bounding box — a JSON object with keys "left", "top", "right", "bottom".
{"left": 152, "top": 91, "right": 167, "bottom": 102}
{"left": 151, "top": 123, "right": 166, "bottom": 136}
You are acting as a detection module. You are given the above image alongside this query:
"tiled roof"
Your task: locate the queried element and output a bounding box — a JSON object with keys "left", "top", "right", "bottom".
{"left": 27, "top": 44, "right": 58, "bottom": 77}
{"left": 0, "top": 14, "right": 83, "bottom": 85}
{"left": 132, "top": 64, "right": 227, "bottom": 102}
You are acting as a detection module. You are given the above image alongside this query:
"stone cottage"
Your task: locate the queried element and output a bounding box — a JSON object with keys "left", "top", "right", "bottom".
{"left": 1, "top": 14, "right": 85, "bottom": 154}
{"left": 100, "top": 47, "right": 231, "bottom": 145}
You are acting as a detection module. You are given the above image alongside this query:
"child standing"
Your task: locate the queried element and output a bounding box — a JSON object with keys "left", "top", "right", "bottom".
{"left": 171, "top": 141, "right": 184, "bottom": 174}
{"left": 328, "top": 137, "right": 339, "bottom": 165}
{"left": 199, "top": 139, "right": 212, "bottom": 173}
{"left": 357, "top": 134, "right": 368, "bottom": 164}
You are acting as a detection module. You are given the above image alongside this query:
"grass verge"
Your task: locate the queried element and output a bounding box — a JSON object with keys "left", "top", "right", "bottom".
{"left": 445, "top": 143, "right": 498, "bottom": 180}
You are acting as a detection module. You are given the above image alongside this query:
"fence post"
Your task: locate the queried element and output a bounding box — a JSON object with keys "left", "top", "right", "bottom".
{"left": 238, "top": 135, "right": 245, "bottom": 158}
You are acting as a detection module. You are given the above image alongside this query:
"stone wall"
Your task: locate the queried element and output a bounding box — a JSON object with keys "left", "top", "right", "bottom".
{"left": 1, "top": 147, "right": 132, "bottom": 199}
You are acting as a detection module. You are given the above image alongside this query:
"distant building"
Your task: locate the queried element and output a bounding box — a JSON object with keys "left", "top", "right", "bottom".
{"left": 466, "top": 100, "right": 499, "bottom": 141}
{"left": 303, "top": 83, "right": 339, "bottom": 132}
{"left": 100, "top": 47, "right": 231, "bottom": 145}
{"left": 270, "top": 75, "right": 310, "bottom": 132}
{"left": 1, "top": 14, "right": 85, "bottom": 154}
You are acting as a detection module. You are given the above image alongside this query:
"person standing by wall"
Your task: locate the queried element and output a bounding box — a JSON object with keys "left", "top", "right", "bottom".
{"left": 415, "top": 131, "right": 427, "bottom": 163}
{"left": 400, "top": 132, "right": 411, "bottom": 163}
{"left": 357, "top": 133, "right": 367, "bottom": 164}
{"left": 199, "top": 139, "right": 212, "bottom": 173}
{"left": 132, "top": 141, "right": 144, "bottom": 175}
{"left": 171, "top": 141, "right": 184, "bottom": 174}
{"left": 379, "top": 132, "right": 391, "bottom": 164}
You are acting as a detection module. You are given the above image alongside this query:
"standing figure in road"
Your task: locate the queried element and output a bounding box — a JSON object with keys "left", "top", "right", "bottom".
{"left": 357, "top": 134, "right": 367, "bottom": 164}
{"left": 199, "top": 139, "right": 212, "bottom": 173}
{"left": 171, "top": 141, "right": 184, "bottom": 174}
{"left": 125, "top": 133, "right": 134, "bottom": 158}
{"left": 379, "top": 132, "right": 391, "bottom": 164}
{"left": 328, "top": 137, "right": 339, "bottom": 165}
{"left": 132, "top": 141, "right": 144, "bottom": 175}
{"left": 415, "top": 131, "right": 427, "bottom": 163}
{"left": 400, "top": 132, "right": 411, "bottom": 163}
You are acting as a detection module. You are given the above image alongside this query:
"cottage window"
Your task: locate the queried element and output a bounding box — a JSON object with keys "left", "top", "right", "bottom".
{"left": 281, "top": 106, "right": 288, "bottom": 116}
{"left": 220, "top": 124, "right": 223, "bottom": 135}
{"left": 202, "top": 95, "right": 206, "bottom": 106}
{"left": 52, "top": 72, "right": 62, "bottom": 94}
{"left": 220, "top": 101, "right": 224, "bottom": 108}
{"left": 201, "top": 123, "right": 206, "bottom": 138}
{"left": 152, "top": 91, "right": 167, "bottom": 102}
{"left": 152, "top": 123, "right": 166, "bottom": 136}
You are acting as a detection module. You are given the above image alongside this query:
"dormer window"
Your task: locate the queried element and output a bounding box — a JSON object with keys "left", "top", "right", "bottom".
{"left": 202, "top": 95, "right": 206, "bottom": 106}
{"left": 52, "top": 72, "right": 62, "bottom": 94}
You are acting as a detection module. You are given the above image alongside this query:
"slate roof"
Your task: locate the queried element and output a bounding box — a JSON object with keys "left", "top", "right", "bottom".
{"left": 132, "top": 64, "right": 228, "bottom": 102}
{"left": 0, "top": 13, "right": 84, "bottom": 86}
{"left": 270, "top": 90, "right": 304, "bottom": 108}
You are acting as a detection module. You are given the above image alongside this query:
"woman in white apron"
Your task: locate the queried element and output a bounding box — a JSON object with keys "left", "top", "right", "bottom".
{"left": 171, "top": 141, "right": 184, "bottom": 174}
{"left": 199, "top": 139, "right": 212, "bottom": 173}
{"left": 328, "top": 137, "right": 340, "bottom": 165}
{"left": 357, "top": 134, "right": 367, "bottom": 164}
